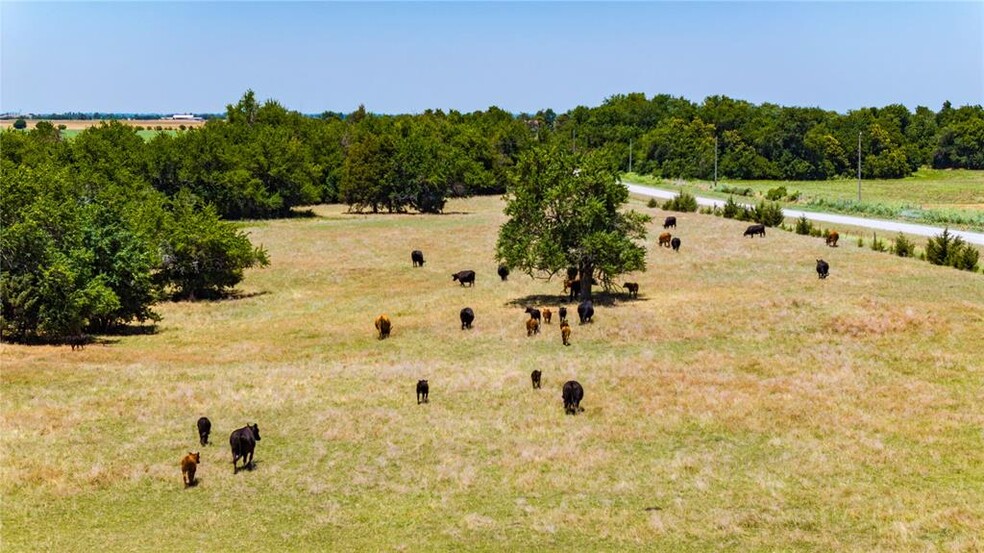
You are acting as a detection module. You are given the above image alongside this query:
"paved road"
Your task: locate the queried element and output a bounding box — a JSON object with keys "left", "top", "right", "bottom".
{"left": 625, "top": 182, "right": 984, "bottom": 246}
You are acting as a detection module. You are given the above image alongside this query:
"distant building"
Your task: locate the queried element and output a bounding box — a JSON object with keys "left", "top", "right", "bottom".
{"left": 168, "top": 113, "right": 202, "bottom": 121}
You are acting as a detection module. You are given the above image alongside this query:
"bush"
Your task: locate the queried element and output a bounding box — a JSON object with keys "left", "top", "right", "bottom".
{"left": 795, "top": 215, "right": 813, "bottom": 235}
{"left": 718, "top": 184, "right": 753, "bottom": 196}
{"left": 925, "top": 229, "right": 979, "bottom": 272}
{"left": 58, "top": 124, "right": 67, "bottom": 130}
{"left": 870, "top": 233, "right": 887, "bottom": 252}
{"left": 809, "top": 227, "right": 823, "bottom": 238}
{"left": 766, "top": 186, "right": 787, "bottom": 201}
{"left": 752, "top": 200, "right": 785, "bottom": 227}
{"left": 647, "top": 197, "right": 659, "bottom": 208}
{"left": 892, "top": 233, "right": 916, "bottom": 257}
{"left": 857, "top": 236, "right": 864, "bottom": 248}
{"left": 12, "top": 118, "right": 27, "bottom": 130}
{"left": 722, "top": 196, "right": 741, "bottom": 219}
{"left": 662, "top": 192, "right": 698, "bottom": 212}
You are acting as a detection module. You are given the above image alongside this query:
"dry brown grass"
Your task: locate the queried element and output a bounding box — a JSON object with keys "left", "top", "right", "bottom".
{"left": 2, "top": 195, "right": 982, "bottom": 551}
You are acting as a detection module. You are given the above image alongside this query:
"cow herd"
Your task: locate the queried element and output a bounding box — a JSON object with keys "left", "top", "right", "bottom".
{"left": 181, "top": 417, "right": 261, "bottom": 486}
{"left": 177, "top": 211, "right": 837, "bottom": 488}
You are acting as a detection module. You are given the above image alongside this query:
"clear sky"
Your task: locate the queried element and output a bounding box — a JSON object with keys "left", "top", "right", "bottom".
{"left": 1, "top": 1, "right": 981, "bottom": 115}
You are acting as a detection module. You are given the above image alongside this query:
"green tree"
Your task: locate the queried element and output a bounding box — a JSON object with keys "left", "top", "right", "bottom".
{"left": 496, "top": 145, "right": 650, "bottom": 300}
{"left": 12, "top": 118, "right": 27, "bottom": 130}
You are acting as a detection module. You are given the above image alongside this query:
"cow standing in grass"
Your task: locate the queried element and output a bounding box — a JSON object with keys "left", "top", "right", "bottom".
{"left": 460, "top": 307, "right": 475, "bottom": 330}
{"left": 230, "top": 424, "right": 260, "bottom": 474}
{"left": 744, "top": 224, "right": 766, "bottom": 238}
{"left": 181, "top": 451, "right": 200, "bottom": 487}
{"left": 562, "top": 381, "right": 584, "bottom": 414}
{"left": 197, "top": 417, "right": 211, "bottom": 446}
{"left": 816, "top": 259, "right": 830, "bottom": 279}
{"left": 671, "top": 237, "right": 681, "bottom": 252}
{"left": 531, "top": 370, "right": 542, "bottom": 389}
{"left": 659, "top": 232, "right": 672, "bottom": 247}
{"left": 577, "top": 300, "right": 594, "bottom": 324}
{"left": 558, "top": 306, "right": 568, "bottom": 324}
{"left": 452, "top": 270, "right": 476, "bottom": 286}
{"left": 561, "top": 321, "right": 571, "bottom": 346}
{"left": 411, "top": 250, "right": 425, "bottom": 267}
{"left": 497, "top": 265, "right": 510, "bottom": 281}
{"left": 375, "top": 314, "right": 392, "bottom": 339}
{"left": 417, "top": 380, "right": 429, "bottom": 404}
{"left": 826, "top": 231, "right": 839, "bottom": 247}
{"left": 663, "top": 216, "right": 677, "bottom": 229}
{"left": 623, "top": 282, "right": 639, "bottom": 298}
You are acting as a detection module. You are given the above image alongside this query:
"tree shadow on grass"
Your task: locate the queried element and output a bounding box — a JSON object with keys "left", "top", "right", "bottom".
{"left": 505, "top": 293, "right": 630, "bottom": 308}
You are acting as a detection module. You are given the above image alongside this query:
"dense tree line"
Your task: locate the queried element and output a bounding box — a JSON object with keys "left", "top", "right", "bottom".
{"left": 554, "top": 94, "right": 983, "bottom": 179}
{"left": 1, "top": 121, "right": 269, "bottom": 343}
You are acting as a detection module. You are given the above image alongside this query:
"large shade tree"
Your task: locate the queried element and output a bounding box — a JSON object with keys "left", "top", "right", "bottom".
{"left": 496, "top": 144, "right": 650, "bottom": 300}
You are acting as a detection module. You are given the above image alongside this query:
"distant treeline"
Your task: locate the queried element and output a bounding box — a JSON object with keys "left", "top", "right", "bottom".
{"left": 1, "top": 112, "right": 223, "bottom": 121}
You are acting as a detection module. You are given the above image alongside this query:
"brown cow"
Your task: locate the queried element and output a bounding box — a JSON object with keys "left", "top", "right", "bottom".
{"left": 181, "top": 451, "right": 200, "bottom": 487}
{"left": 375, "top": 314, "right": 391, "bottom": 339}
{"left": 561, "top": 321, "right": 571, "bottom": 346}
{"left": 526, "top": 317, "right": 540, "bottom": 336}
{"left": 659, "top": 232, "right": 672, "bottom": 247}
{"left": 825, "top": 231, "right": 839, "bottom": 247}
{"left": 542, "top": 308, "right": 552, "bottom": 324}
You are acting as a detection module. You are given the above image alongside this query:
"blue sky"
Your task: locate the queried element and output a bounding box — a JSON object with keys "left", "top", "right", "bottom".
{"left": 1, "top": 2, "right": 981, "bottom": 115}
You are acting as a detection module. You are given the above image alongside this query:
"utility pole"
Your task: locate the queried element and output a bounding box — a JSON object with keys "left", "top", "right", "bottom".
{"left": 572, "top": 129, "right": 576, "bottom": 153}
{"left": 857, "top": 131, "right": 862, "bottom": 203}
{"left": 628, "top": 139, "right": 633, "bottom": 173}
{"left": 714, "top": 135, "right": 719, "bottom": 187}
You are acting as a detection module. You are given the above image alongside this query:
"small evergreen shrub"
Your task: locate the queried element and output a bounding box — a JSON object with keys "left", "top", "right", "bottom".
{"left": 722, "top": 196, "right": 741, "bottom": 219}
{"left": 870, "top": 233, "right": 887, "bottom": 252}
{"left": 857, "top": 236, "right": 864, "bottom": 248}
{"left": 663, "top": 192, "right": 698, "bottom": 212}
{"left": 766, "top": 186, "right": 787, "bottom": 201}
{"left": 926, "top": 229, "right": 980, "bottom": 272}
{"left": 892, "top": 233, "right": 915, "bottom": 257}
{"left": 647, "top": 197, "right": 659, "bottom": 208}
{"left": 753, "top": 200, "right": 785, "bottom": 227}
{"left": 795, "top": 215, "right": 813, "bottom": 235}
{"left": 810, "top": 227, "right": 823, "bottom": 238}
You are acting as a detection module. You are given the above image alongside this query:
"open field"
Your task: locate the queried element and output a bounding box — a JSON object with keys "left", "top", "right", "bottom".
{"left": 625, "top": 169, "right": 984, "bottom": 231}
{"left": 0, "top": 119, "right": 207, "bottom": 131}
{"left": 2, "top": 196, "right": 982, "bottom": 551}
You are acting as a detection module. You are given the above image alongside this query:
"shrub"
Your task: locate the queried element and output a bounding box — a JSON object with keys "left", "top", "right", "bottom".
{"left": 12, "top": 118, "right": 27, "bottom": 130}
{"left": 752, "top": 200, "right": 785, "bottom": 227}
{"left": 155, "top": 126, "right": 163, "bottom": 131}
{"left": 719, "top": 184, "right": 753, "bottom": 196}
{"left": 662, "top": 192, "right": 698, "bottom": 212}
{"left": 926, "top": 229, "right": 979, "bottom": 272}
{"left": 766, "top": 186, "right": 787, "bottom": 201}
{"left": 870, "top": 233, "right": 887, "bottom": 252}
{"left": 810, "top": 227, "right": 823, "bottom": 238}
{"left": 647, "top": 197, "right": 659, "bottom": 208}
{"left": 58, "top": 124, "right": 67, "bottom": 131}
{"left": 857, "top": 236, "right": 864, "bottom": 248}
{"left": 788, "top": 191, "right": 801, "bottom": 202}
{"left": 795, "top": 215, "right": 813, "bottom": 235}
{"left": 722, "top": 196, "right": 741, "bottom": 219}
{"left": 892, "top": 233, "right": 916, "bottom": 257}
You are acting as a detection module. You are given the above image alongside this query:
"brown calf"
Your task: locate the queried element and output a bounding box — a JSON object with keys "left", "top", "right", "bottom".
{"left": 659, "top": 232, "right": 672, "bottom": 247}
{"left": 181, "top": 451, "right": 200, "bottom": 487}
{"left": 375, "top": 314, "right": 391, "bottom": 339}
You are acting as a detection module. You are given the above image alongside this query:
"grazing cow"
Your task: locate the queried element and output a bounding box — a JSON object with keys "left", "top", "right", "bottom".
{"left": 497, "top": 264, "right": 510, "bottom": 281}
{"left": 411, "top": 250, "right": 425, "bottom": 267}
{"left": 566, "top": 279, "right": 582, "bottom": 301}
{"left": 623, "top": 282, "right": 639, "bottom": 298}
{"left": 562, "top": 380, "right": 584, "bottom": 415}
{"left": 181, "top": 451, "right": 200, "bottom": 487}
{"left": 816, "top": 259, "right": 830, "bottom": 279}
{"left": 577, "top": 300, "right": 594, "bottom": 324}
{"left": 542, "top": 308, "right": 552, "bottom": 324}
{"left": 197, "top": 417, "right": 211, "bottom": 446}
{"left": 417, "top": 380, "right": 429, "bottom": 404}
{"left": 558, "top": 306, "right": 568, "bottom": 324}
{"left": 375, "top": 314, "right": 392, "bottom": 339}
{"left": 744, "top": 224, "right": 766, "bottom": 238}
{"left": 526, "top": 317, "right": 540, "bottom": 336}
{"left": 671, "top": 237, "right": 681, "bottom": 252}
{"left": 531, "top": 370, "right": 542, "bottom": 389}
{"left": 524, "top": 306, "right": 541, "bottom": 322}
{"left": 659, "top": 232, "right": 672, "bottom": 247}
{"left": 460, "top": 307, "right": 475, "bottom": 330}
{"left": 67, "top": 335, "right": 87, "bottom": 351}
{"left": 663, "top": 216, "right": 677, "bottom": 229}
{"left": 825, "top": 231, "right": 839, "bottom": 247}
{"left": 561, "top": 322, "right": 571, "bottom": 346}
{"left": 452, "top": 270, "right": 476, "bottom": 287}
{"left": 230, "top": 424, "right": 261, "bottom": 474}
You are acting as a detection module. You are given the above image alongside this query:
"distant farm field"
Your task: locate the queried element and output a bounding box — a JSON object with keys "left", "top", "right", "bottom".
{"left": 0, "top": 119, "right": 207, "bottom": 131}
{"left": 2, "top": 196, "right": 982, "bottom": 551}
{"left": 626, "top": 168, "right": 984, "bottom": 230}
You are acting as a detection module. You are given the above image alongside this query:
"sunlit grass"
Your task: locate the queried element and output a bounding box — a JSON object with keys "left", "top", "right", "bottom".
{"left": 2, "top": 196, "right": 982, "bottom": 551}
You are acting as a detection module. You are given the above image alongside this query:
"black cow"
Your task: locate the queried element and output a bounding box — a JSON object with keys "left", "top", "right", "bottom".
{"left": 567, "top": 279, "right": 581, "bottom": 301}
{"left": 452, "top": 270, "right": 476, "bottom": 286}
{"left": 744, "top": 224, "right": 766, "bottom": 238}
{"left": 460, "top": 307, "right": 475, "bottom": 329}
{"left": 417, "top": 380, "right": 429, "bottom": 404}
{"left": 230, "top": 423, "right": 261, "bottom": 474}
{"left": 531, "top": 370, "right": 542, "bottom": 389}
{"left": 577, "top": 300, "right": 594, "bottom": 324}
{"left": 671, "top": 237, "right": 681, "bottom": 252}
{"left": 524, "top": 306, "right": 541, "bottom": 322}
{"left": 411, "top": 250, "right": 425, "bottom": 267}
{"left": 197, "top": 416, "right": 211, "bottom": 446}
{"left": 663, "top": 216, "right": 677, "bottom": 229}
{"left": 566, "top": 267, "right": 579, "bottom": 280}
{"left": 497, "top": 264, "right": 510, "bottom": 281}
{"left": 816, "top": 259, "right": 830, "bottom": 279}
{"left": 623, "top": 282, "right": 639, "bottom": 298}
{"left": 558, "top": 306, "right": 568, "bottom": 324}
{"left": 562, "top": 380, "right": 584, "bottom": 415}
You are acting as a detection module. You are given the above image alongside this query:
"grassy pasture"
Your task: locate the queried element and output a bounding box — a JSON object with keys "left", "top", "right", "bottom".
{"left": 625, "top": 168, "right": 984, "bottom": 230}
{"left": 2, "top": 196, "right": 982, "bottom": 551}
